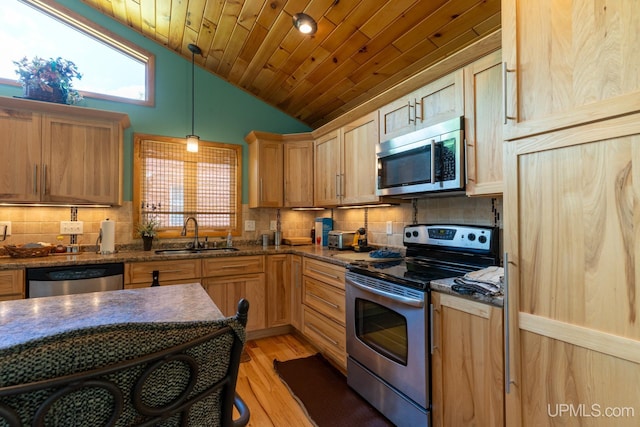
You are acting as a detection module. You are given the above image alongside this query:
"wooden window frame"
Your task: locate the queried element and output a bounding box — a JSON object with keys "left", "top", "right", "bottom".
{"left": 133, "top": 134, "right": 243, "bottom": 239}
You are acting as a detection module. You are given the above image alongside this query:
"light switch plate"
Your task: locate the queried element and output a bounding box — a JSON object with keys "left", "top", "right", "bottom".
{"left": 0, "top": 221, "right": 11, "bottom": 236}
{"left": 244, "top": 220, "right": 256, "bottom": 231}
{"left": 60, "top": 221, "right": 84, "bottom": 235}
{"left": 270, "top": 220, "right": 277, "bottom": 231}
{"left": 386, "top": 221, "right": 393, "bottom": 235}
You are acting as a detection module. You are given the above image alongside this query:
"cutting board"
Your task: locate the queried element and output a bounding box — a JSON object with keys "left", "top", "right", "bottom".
{"left": 330, "top": 252, "right": 402, "bottom": 263}
{"left": 282, "top": 237, "right": 312, "bottom": 245}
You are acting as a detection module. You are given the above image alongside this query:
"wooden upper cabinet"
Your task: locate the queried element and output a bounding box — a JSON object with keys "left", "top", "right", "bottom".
{"left": 341, "top": 111, "right": 379, "bottom": 205}
{"left": 246, "top": 131, "right": 314, "bottom": 208}
{"left": 283, "top": 135, "right": 314, "bottom": 207}
{"left": 246, "top": 131, "right": 283, "bottom": 208}
{"left": 502, "top": 0, "right": 640, "bottom": 141}
{"left": 313, "top": 129, "right": 341, "bottom": 207}
{"left": 379, "top": 70, "right": 464, "bottom": 142}
{"left": 0, "top": 96, "right": 128, "bottom": 205}
{"left": 464, "top": 50, "right": 503, "bottom": 196}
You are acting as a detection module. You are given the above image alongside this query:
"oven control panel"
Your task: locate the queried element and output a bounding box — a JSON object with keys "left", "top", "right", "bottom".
{"left": 403, "top": 224, "right": 495, "bottom": 251}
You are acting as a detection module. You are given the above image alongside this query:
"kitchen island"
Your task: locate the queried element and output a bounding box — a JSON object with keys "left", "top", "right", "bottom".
{"left": 0, "top": 283, "right": 224, "bottom": 349}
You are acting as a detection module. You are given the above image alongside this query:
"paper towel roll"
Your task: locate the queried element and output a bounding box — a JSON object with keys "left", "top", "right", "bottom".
{"left": 100, "top": 219, "right": 116, "bottom": 254}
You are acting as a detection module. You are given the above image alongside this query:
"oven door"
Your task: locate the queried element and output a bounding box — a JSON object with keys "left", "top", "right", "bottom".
{"left": 346, "top": 271, "right": 429, "bottom": 408}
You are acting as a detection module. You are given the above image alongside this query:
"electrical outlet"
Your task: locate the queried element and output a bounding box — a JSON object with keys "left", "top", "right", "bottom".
{"left": 244, "top": 220, "right": 256, "bottom": 231}
{"left": 270, "top": 220, "right": 277, "bottom": 231}
{"left": 60, "top": 221, "right": 84, "bottom": 235}
{"left": 0, "top": 221, "right": 11, "bottom": 236}
{"left": 386, "top": 221, "right": 393, "bottom": 235}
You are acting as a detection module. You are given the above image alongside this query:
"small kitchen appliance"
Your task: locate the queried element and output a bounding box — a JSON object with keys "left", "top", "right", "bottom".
{"left": 314, "top": 217, "right": 333, "bottom": 246}
{"left": 327, "top": 230, "right": 355, "bottom": 250}
{"left": 345, "top": 223, "right": 500, "bottom": 427}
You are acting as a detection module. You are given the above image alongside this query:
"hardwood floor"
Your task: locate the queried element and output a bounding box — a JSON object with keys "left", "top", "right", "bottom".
{"left": 235, "top": 333, "right": 319, "bottom": 427}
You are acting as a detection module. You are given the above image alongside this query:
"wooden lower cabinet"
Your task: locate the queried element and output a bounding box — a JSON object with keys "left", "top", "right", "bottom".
{"left": 302, "top": 257, "right": 346, "bottom": 370}
{"left": 266, "top": 254, "right": 291, "bottom": 328}
{"left": 0, "top": 269, "right": 25, "bottom": 300}
{"left": 431, "top": 292, "right": 504, "bottom": 427}
{"left": 124, "top": 259, "right": 201, "bottom": 288}
{"left": 201, "top": 274, "right": 266, "bottom": 332}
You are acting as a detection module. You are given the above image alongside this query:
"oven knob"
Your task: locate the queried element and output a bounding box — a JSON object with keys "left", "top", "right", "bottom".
{"left": 412, "top": 230, "right": 419, "bottom": 237}
{"left": 405, "top": 231, "right": 412, "bottom": 238}
{"left": 468, "top": 233, "right": 476, "bottom": 241}
{"left": 478, "top": 235, "right": 487, "bottom": 244}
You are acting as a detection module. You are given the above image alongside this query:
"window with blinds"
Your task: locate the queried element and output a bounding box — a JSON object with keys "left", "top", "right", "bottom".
{"left": 133, "top": 134, "right": 242, "bottom": 238}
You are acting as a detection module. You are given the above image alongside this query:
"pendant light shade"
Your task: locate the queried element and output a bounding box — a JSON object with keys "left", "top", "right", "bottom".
{"left": 187, "top": 43, "right": 202, "bottom": 152}
{"left": 293, "top": 13, "right": 317, "bottom": 35}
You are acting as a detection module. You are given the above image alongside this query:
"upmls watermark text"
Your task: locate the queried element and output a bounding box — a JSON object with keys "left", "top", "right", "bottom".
{"left": 548, "top": 404, "right": 635, "bottom": 418}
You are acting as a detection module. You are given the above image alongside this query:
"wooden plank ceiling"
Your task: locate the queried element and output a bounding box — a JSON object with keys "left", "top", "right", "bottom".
{"left": 81, "top": 0, "right": 500, "bottom": 129}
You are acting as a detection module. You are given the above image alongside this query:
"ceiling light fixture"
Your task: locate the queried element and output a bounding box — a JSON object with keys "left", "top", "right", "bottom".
{"left": 186, "top": 43, "right": 202, "bottom": 153}
{"left": 293, "top": 13, "right": 317, "bottom": 35}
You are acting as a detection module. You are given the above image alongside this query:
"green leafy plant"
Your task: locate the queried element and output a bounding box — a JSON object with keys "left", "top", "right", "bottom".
{"left": 136, "top": 217, "right": 159, "bottom": 238}
{"left": 13, "top": 56, "right": 83, "bottom": 104}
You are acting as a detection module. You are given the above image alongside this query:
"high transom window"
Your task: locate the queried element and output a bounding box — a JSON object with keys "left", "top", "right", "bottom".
{"left": 0, "top": 0, "right": 154, "bottom": 105}
{"left": 133, "top": 135, "right": 243, "bottom": 238}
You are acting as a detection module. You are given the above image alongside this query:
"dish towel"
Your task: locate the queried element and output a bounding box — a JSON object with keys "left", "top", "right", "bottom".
{"left": 452, "top": 266, "right": 504, "bottom": 296}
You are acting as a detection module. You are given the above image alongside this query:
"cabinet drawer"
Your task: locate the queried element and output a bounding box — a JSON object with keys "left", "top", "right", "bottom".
{"left": 302, "top": 306, "right": 346, "bottom": 369}
{"left": 0, "top": 269, "right": 24, "bottom": 297}
{"left": 303, "top": 276, "right": 345, "bottom": 326}
{"left": 303, "top": 258, "right": 345, "bottom": 290}
{"left": 202, "top": 255, "right": 264, "bottom": 277}
{"left": 126, "top": 259, "right": 201, "bottom": 285}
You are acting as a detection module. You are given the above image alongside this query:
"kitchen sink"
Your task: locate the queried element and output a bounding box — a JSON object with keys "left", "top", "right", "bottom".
{"left": 154, "top": 247, "right": 240, "bottom": 255}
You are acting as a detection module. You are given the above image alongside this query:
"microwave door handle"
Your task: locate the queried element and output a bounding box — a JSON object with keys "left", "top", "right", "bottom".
{"left": 430, "top": 140, "right": 436, "bottom": 184}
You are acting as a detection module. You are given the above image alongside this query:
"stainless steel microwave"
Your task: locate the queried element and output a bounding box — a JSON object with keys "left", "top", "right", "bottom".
{"left": 376, "top": 116, "right": 465, "bottom": 197}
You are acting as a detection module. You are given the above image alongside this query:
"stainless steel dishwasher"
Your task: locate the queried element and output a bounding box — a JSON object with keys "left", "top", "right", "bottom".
{"left": 26, "top": 263, "right": 124, "bottom": 298}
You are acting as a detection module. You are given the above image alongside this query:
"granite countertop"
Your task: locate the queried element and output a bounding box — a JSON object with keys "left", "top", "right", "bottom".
{"left": 0, "top": 244, "right": 349, "bottom": 270}
{"left": 0, "top": 283, "right": 223, "bottom": 349}
{"left": 430, "top": 277, "right": 504, "bottom": 308}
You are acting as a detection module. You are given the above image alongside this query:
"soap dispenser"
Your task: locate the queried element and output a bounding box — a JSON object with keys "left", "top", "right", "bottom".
{"left": 226, "top": 230, "right": 233, "bottom": 248}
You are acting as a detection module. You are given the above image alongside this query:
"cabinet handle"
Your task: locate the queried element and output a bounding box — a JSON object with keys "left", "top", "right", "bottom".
{"left": 340, "top": 173, "right": 345, "bottom": 198}
{"left": 305, "top": 322, "right": 339, "bottom": 346}
{"left": 220, "top": 264, "right": 245, "bottom": 269}
{"left": 414, "top": 98, "right": 423, "bottom": 122}
{"left": 42, "top": 164, "right": 47, "bottom": 195}
{"left": 464, "top": 137, "right": 469, "bottom": 185}
{"left": 407, "top": 100, "right": 415, "bottom": 123}
{"left": 152, "top": 269, "right": 183, "bottom": 274}
{"left": 502, "top": 62, "right": 517, "bottom": 124}
{"left": 307, "top": 267, "right": 340, "bottom": 281}
{"left": 33, "top": 164, "right": 38, "bottom": 194}
{"left": 504, "top": 252, "right": 511, "bottom": 394}
{"left": 308, "top": 291, "right": 339, "bottom": 309}
{"left": 335, "top": 174, "right": 340, "bottom": 198}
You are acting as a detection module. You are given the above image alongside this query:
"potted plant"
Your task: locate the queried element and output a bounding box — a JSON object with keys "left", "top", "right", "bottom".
{"left": 136, "top": 217, "right": 159, "bottom": 251}
{"left": 13, "top": 56, "right": 83, "bottom": 104}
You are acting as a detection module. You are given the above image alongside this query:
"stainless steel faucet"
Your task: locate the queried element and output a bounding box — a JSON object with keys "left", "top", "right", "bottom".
{"left": 181, "top": 216, "right": 202, "bottom": 249}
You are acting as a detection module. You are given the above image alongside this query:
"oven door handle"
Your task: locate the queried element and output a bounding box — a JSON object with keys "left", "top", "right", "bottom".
{"left": 347, "top": 279, "right": 424, "bottom": 308}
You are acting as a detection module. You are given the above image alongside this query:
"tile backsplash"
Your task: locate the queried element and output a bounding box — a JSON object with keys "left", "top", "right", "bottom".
{"left": 0, "top": 195, "right": 502, "bottom": 250}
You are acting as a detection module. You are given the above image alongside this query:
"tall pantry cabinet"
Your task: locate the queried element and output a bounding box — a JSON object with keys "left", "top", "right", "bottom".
{"left": 502, "top": 1, "right": 640, "bottom": 426}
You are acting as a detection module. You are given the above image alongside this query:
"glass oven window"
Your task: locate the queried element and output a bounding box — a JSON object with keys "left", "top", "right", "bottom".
{"left": 354, "top": 298, "right": 408, "bottom": 365}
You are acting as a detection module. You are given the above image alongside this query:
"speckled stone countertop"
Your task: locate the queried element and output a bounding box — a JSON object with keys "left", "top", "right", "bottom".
{"left": 430, "top": 277, "right": 503, "bottom": 307}
{"left": 0, "top": 244, "right": 349, "bottom": 270}
{"left": 0, "top": 283, "right": 223, "bottom": 349}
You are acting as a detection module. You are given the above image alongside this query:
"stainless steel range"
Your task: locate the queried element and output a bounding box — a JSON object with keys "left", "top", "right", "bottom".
{"left": 345, "top": 224, "right": 500, "bottom": 427}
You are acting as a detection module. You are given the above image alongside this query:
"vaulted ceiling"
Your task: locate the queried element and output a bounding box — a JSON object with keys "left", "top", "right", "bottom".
{"left": 81, "top": 0, "right": 501, "bottom": 129}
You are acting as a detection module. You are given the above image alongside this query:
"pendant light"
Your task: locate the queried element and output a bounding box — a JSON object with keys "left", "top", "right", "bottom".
{"left": 186, "top": 43, "right": 202, "bottom": 153}
{"left": 293, "top": 13, "right": 317, "bottom": 35}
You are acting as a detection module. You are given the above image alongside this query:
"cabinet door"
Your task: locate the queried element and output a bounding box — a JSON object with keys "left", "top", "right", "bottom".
{"left": 502, "top": 0, "right": 640, "bottom": 141}
{"left": 283, "top": 139, "right": 314, "bottom": 207}
{"left": 504, "top": 118, "right": 640, "bottom": 426}
{"left": 464, "top": 50, "right": 503, "bottom": 196}
{"left": 266, "top": 254, "right": 291, "bottom": 328}
{"left": 42, "top": 115, "right": 121, "bottom": 205}
{"left": 314, "top": 130, "right": 341, "bottom": 206}
{"left": 431, "top": 292, "right": 504, "bottom": 427}
{"left": 0, "top": 269, "right": 25, "bottom": 300}
{"left": 202, "top": 273, "right": 266, "bottom": 332}
{"left": 378, "top": 95, "right": 416, "bottom": 142}
{"left": 414, "top": 69, "right": 464, "bottom": 131}
{"left": 0, "top": 108, "right": 41, "bottom": 203}
{"left": 248, "top": 137, "right": 283, "bottom": 208}
{"left": 341, "top": 111, "right": 380, "bottom": 205}
{"left": 290, "top": 254, "right": 303, "bottom": 330}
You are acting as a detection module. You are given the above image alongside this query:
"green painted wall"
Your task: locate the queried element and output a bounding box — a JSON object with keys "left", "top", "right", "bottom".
{"left": 0, "top": 0, "right": 311, "bottom": 203}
